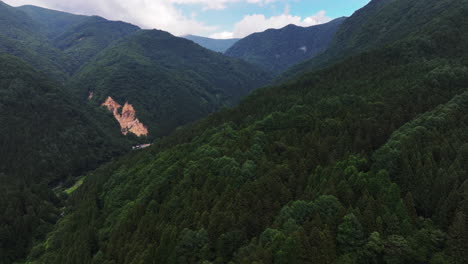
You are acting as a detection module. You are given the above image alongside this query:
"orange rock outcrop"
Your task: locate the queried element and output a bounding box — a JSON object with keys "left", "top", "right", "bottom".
{"left": 102, "top": 96, "right": 148, "bottom": 137}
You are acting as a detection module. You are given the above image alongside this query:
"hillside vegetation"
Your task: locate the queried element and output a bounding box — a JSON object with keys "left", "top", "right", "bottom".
{"left": 281, "top": 0, "right": 467, "bottom": 81}
{"left": 226, "top": 18, "right": 345, "bottom": 75}
{"left": 0, "top": 54, "right": 130, "bottom": 263}
{"left": 0, "top": 3, "right": 274, "bottom": 262}
{"left": 28, "top": 0, "right": 468, "bottom": 263}
{"left": 70, "top": 29, "right": 272, "bottom": 137}
{"left": 0, "top": 2, "right": 74, "bottom": 81}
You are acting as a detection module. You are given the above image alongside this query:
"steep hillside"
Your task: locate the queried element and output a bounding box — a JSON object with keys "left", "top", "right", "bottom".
{"left": 0, "top": 53, "right": 131, "bottom": 263}
{"left": 30, "top": 0, "right": 468, "bottom": 263}
{"left": 282, "top": 0, "right": 466, "bottom": 80}
{"left": 225, "top": 17, "right": 345, "bottom": 74}
{"left": 53, "top": 16, "right": 140, "bottom": 69}
{"left": 11, "top": 4, "right": 139, "bottom": 75}
{"left": 0, "top": 1, "right": 74, "bottom": 80}
{"left": 183, "top": 35, "right": 239, "bottom": 53}
{"left": 70, "top": 29, "right": 272, "bottom": 137}
{"left": 17, "top": 5, "right": 88, "bottom": 39}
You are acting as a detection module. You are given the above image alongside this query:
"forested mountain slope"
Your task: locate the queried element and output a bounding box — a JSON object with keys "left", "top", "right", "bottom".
{"left": 0, "top": 54, "right": 131, "bottom": 263}
{"left": 70, "top": 29, "right": 272, "bottom": 137}
{"left": 17, "top": 5, "right": 88, "bottom": 39}
{"left": 0, "top": 3, "right": 271, "bottom": 264}
{"left": 29, "top": 0, "right": 468, "bottom": 263}
{"left": 184, "top": 35, "right": 239, "bottom": 53}
{"left": 18, "top": 5, "right": 140, "bottom": 72}
{"left": 281, "top": 0, "right": 467, "bottom": 81}
{"left": 0, "top": 2, "right": 140, "bottom": 81}
{"left": 0, "top": 2, "right": 74, "bottom": 81}
{"left": 52, "top": 16, "right": 140, "bottom": 70}
{"left": 225, "top": 17, "right": 345, "bottom": 75}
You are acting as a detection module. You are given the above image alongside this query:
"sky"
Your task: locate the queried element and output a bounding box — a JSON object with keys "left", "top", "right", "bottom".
{"left": 3, "top": 0, "right": 371, "bottom": 39}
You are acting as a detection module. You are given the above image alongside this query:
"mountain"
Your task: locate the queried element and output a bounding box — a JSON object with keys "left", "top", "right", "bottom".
{"left": 281, "top": 0, "right": 466, "bottom": 80}
{"left": 0, "top": 2, "right": 139, "bottom": 81}
{"left": 183, "top": 35, "right": 240, "bottom": 53}
{"left": 52, "top": 16, "right": 140, "bottom": 69}
{"left": 0, "top": 3, "right": 272, "bottom": 263}
{"left": 225, "top": 17, "right": 346, "bottom": 75}
{"left": 0, "top": 53, "right": 131, "bottom": 263}
{"left": 17, "top": 5, "right": 140, "bottom": 72}
{"left": 0, "top": 2, "right": 74, "bottom": 80}
{"left": 17, "top": 5, "right": 88, "bottom": 39}
{"left": 70, "top": 29, "right": 272, "bottom": 137}
{"left": 29, "top": 0, "right": 468, "bottom": 263}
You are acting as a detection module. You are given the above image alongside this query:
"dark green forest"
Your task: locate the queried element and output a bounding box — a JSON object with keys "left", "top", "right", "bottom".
{"left": 70, "top": 29, "right": 272, "bottom": 137}
{"left": 0, "top": 54, "right": 131, "bottom": 263}
{"left": 26, "top": 0, "right": 468, "bottom": 263}
{"left": 225, "top": 17, "right": 345, "bottom": 75}
{"left": 0, "top": 2, "right": 74, "bottom": 81}
{"left": 281, "top": 0, "right": 468, "bottom": 81}
{"left": 0, "top": 0, "right": 467, "bottom": 263}
{"left": 0, "top": 2, "right": 270, "bottom": 263}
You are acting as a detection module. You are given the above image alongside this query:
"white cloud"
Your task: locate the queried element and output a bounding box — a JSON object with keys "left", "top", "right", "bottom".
{"left": 3, "top": 0, "right": 217, "bottom": 36}
{"left": 3, "top": 0, "right": 331, "bottom": 39}
{"left": 211, "top": 10, "right": 332, "bottom": 39}
{"left": 210, "top": 31, "right": 235, "bottom": 39}
{"left": 170, "top": 0, "right": 278, "bottom": 10}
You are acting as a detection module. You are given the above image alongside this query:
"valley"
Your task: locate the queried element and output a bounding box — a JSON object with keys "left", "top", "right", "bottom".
{"left": 0, "top": 0, "right": 467, "bottom": 263}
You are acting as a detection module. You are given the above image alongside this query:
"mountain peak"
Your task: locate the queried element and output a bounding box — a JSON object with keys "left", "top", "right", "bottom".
{"left": 225, "top": 17, "right": 346, "bottom": 74}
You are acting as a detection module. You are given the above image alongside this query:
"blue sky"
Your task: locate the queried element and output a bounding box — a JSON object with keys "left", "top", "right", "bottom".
{"left": 4, "top": 0, "right": 371, "bottom": 38}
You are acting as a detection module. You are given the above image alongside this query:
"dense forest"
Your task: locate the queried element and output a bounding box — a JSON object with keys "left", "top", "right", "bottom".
{"left": 0, "top": 0, "right": 467, "bottom": 263}
{"left": 0, "top": 54, "right": 131, "bottom": 263}
{"left": 0, "top": 2, "right": 270, "bottom": 263}
{"left": 26, "top": 0, "right": 468, "bottom": 263}
{"left": 280, "top": 0, "right": 467, "bottom": 81}
{"left": 225, "top": 17, "right": 345, "bottom": 75}
{"left": 70, "top": 29, "right": 272, "bottom": 137}
{"left": 0, "top": 2, "right": 74, "bottom": 81}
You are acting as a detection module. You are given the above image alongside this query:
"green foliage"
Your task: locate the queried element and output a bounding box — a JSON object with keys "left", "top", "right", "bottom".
{"left": 70, "top": 29, "right": 272, "bottom": 137}
{"left": 18, "top": 5, "right": 88, "bottom": 39}
{"left": 0, "top": 53, "right": 130, "bottom": 263}
{"left": 28, "top": 1, "right": 468, "bottom": 262}
{"left": 0, "top": 0, "right": 465, "bottom": 263}
{"left": 226, "top": 17, "right": 345, "bottom": 75}
{"left": 337, "top": 214, "right": 365, "bottom": 253}
{"left": 281, "top": 0, "right": 468, "bottom": 81}
{"left": 0, "top": 2, "right": 74, "bottom": 81}
{"left": 53, "top": 16, "right": 139, "bottom": 69}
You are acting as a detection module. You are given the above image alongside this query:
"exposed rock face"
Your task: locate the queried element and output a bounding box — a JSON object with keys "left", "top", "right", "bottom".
{"left": 102, "top": 96, "right": 148, "bottom": 137}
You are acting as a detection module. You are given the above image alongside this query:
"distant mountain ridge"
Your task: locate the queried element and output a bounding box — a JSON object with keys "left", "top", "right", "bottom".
{"left": 184, "top": 34, "right": 240, "bottom": 52}
{"left": 280, "top": 0, "right": 465, "bottom": 80}
{"left": 225, "top": 17, "right": 346, "bottom": 74}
